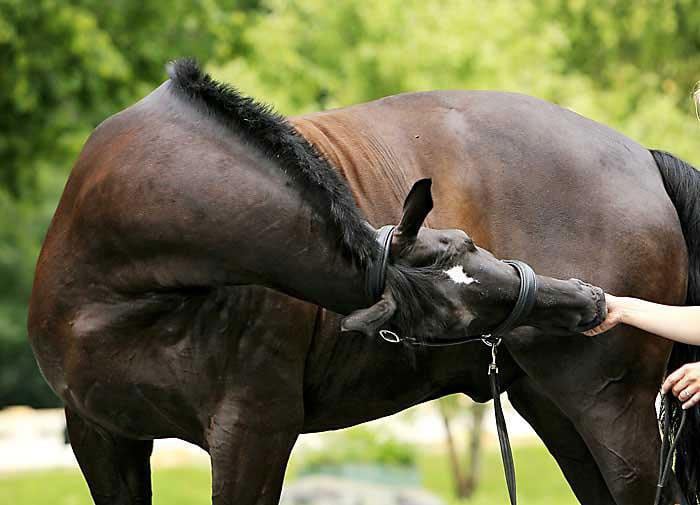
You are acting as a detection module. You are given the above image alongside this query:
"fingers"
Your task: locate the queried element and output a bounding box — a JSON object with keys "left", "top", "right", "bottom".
{"left": 671, "top": 373, "right": 693, "bottom": 396}
{"left": 662, "top": 365, "right": 688, "bottom": 394}
{"left": 583, "top": 324, "right": 608, "bottom": 336}
{"left": 678, "top": 383, "right": 699, "bottom": 402}
{"left": 604, "top": 293, "right": 619, "bottom": 304}
{"left": 582, "top": 313, "right": 621, "bottom": 336}
{"left": 683, "top": 392, "right": 700, "bottom": 410}
{"left": 663, "top": 363, "right": 700, "bottom": 410}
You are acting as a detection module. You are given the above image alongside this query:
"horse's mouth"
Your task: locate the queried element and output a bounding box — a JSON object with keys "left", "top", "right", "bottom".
{"left": 574, "top": 286, "right": 608, "bottom": 332}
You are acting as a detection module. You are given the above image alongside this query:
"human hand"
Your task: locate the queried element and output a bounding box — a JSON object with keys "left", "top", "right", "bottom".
{"left": 583, "top": 293, "right": 623, "bottom": 336}
{"left": 662, "top": 362, "right": 700, "bottom": 409}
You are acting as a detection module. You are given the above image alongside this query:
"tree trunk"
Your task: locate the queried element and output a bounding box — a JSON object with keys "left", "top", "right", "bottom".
{"left": 464, "top": 402, "right": 487, "bottom": 497}
{"left": 439, "top": 404, "right": 469, "bottom": 497}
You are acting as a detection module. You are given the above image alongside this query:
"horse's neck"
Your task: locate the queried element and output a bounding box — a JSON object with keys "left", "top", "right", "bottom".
{"left": 299, "top": 309, "right": 493, "bottom": 431}
{"left": 223, "top": 166, "right": 371, "bottom": 315}
{"left": 69, "top": 93, "right": 375, "bottom": 317}
{"left": 291, "top": 113, "right": 421, "bottom": 227}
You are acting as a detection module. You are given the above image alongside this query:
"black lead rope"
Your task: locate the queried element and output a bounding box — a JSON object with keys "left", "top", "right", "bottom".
{"left": 654, "top": 393, "right": 688, "bottom": 505}
{"left": 367, "top": 225, "right": 539, "bottom": 505}
{"left": 487, "top": 340, "right": 518, "bottom": 505}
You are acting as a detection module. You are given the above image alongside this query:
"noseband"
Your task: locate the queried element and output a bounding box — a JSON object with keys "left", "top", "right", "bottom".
{"left": 366, "top": 224, "right": 539, "bottom": 505}
{"left": 366, "top": 225, "right": 538, "bottom": 346}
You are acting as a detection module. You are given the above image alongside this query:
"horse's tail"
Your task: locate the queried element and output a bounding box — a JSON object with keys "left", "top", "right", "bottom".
{"left": 652, "top": 148, "right": 700, "bottom": 504}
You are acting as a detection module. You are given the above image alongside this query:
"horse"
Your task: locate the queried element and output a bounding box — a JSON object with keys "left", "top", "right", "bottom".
{"left": 27, "top": 58, "right": 692, "bottom": 504}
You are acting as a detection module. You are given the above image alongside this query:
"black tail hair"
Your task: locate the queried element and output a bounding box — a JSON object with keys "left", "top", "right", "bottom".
{"left": 652, "top": 149, "right": 700, "bottom": 504}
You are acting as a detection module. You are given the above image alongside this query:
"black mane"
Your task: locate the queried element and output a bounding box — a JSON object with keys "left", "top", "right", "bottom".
{"left": 166, "top": 58, "right": 379, "bottom": 267}
{"left": 166, "top": 58, "right": 445, "bottom": 339}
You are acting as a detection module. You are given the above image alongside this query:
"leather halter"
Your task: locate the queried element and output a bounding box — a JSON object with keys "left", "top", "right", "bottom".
{"left": 366, "top": 225, "right": 539, "bottom": 345}
{"left": 365, "top": 225, "right": 397, "bottom": 303}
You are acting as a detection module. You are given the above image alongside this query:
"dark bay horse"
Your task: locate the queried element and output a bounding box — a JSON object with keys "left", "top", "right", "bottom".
{"left": 28, "top": 59, "right": 693, "bottom": 504}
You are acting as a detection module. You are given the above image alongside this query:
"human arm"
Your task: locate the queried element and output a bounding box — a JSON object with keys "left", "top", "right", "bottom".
{"left": 584, "top": 293, "right": 700, "bottom": 408}
{"left": 584, "top": 294, "right": 700, "bottom": 346}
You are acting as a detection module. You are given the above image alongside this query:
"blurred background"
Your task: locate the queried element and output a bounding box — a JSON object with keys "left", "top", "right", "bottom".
{"left": 1, "top": 0, "right": 699, "bottom": 503}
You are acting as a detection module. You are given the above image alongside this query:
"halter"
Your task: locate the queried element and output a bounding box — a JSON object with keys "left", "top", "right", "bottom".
{"left": 366, "top": 225, "right": 539, "bottom": 346}
{"left": 366, "top": 224, "right": 539, "bottom": 505}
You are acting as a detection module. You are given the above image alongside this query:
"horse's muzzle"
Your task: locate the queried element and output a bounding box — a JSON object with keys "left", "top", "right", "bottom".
{"left": 574, "top": 284, "right": 607, "bottom": 332}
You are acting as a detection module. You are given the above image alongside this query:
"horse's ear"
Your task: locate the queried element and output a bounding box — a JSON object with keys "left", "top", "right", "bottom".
{"left": 395, "top": 178, "right": 433, "bottom": 245}
{"left": 340, "top": 289, "right": 397, "bottom": 337}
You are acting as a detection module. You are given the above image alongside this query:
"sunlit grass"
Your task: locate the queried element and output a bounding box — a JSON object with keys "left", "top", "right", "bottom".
{"left": 419, "top": 445, "right": 577, "bottom": 505}
{"left": 0, "top": 444, "right": 576, "bottom": 504}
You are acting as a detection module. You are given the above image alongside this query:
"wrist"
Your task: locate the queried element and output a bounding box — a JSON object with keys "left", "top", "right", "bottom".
{"left": 616, "top": 297, "right": 642, "bottom": 324}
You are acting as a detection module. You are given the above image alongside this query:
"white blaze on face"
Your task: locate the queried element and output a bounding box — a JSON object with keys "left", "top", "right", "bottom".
{"left": 443, "top": 265, "right": 478, "bottom": 285}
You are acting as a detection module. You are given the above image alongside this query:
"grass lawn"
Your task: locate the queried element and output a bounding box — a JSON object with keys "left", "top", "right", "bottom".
{"left": 0, "top": 444, "right": 577, "bottom": 504}
{"left": 418, "top": 445, "right": 577, "bottom": 505}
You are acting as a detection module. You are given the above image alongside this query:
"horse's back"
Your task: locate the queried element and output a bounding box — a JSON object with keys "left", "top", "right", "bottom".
{"left": 295, "top": 89, "right": 686, "bottom": 302}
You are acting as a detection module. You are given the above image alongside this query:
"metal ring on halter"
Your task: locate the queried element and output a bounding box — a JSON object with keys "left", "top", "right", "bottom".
{"left": 379, "top": 329, "right": 401, "bottom": 343}
{"left": 481, "top": 336, "right": 502, "bottom": 347}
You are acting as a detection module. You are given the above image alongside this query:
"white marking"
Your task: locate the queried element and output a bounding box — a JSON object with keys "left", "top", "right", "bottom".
{"left": 443, "top": 265, "right": 478, "bottom": 285}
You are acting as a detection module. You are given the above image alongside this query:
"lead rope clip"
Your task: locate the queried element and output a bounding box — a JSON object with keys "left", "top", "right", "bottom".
{"left": 481, "top": 336, "right": 502, "bottom": 374}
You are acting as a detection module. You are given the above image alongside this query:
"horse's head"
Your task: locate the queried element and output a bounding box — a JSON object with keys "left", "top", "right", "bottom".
{"left": 342, "top": 179, "right": 607, "bottom": 343}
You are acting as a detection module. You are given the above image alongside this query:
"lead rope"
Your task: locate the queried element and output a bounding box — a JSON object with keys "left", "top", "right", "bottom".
{"left": 654, "top": 393, "right": 688, "bottom": 505}
{"left": 484, "top": 337, "right": 517, "bottom": 505}
{"left": 367, "top": 226, "right": 536, "bottom": 505}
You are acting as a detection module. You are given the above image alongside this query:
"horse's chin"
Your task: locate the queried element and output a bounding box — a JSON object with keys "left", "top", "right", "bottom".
{"left": 574, "top": 317, "right": 603, "bottom": 333}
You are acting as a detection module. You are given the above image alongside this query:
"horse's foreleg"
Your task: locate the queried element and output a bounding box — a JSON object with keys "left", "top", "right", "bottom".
{"left": 207, "top": 400, "right": 302, "bottom": 505}
{"left": 507, "top": 377, "right": 616, "bottom": 504}
{"left": 65, "top": 408, "right": 153, "bottom": 505}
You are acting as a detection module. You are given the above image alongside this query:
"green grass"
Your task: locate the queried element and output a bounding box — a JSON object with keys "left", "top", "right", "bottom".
{"left": 0, "top": 445, "right": 577, "bottom": 504}
{"left": 418, "top": 445, "right": 577, "bottom": 505}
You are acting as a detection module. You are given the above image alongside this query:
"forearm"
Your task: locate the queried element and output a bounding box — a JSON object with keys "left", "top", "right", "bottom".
{"left": 618, "top": 297, "right": 700, "bottom": 345}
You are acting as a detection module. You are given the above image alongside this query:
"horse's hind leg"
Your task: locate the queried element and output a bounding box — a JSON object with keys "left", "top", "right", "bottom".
{"left": 65, "top": 408, "right": 153, "bottom": 505}
{"left": 575, "top": 395, "right": 688, "bottom": 505}
{"left": 508, "top": 329, "right": 688, "bottom": 505}
{"left": 508, "top": 377, "right": 616, "bottom": 504}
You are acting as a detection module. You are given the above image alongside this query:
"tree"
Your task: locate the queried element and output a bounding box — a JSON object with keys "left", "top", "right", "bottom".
{"left": 437, "top": 395, "right": 487, "bottom": 498}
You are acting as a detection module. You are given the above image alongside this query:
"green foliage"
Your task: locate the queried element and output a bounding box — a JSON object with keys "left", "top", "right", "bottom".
{"left": 1, "top": 0, "right": 700, "bottom": 407}
{"left": 0, "top": 165, "right": 65, "bottom": 407}
{"left": 212, "top": 0, "right": 700, "bottom": 161}
{"left": 298, "top": 427, "right": 417, "bottom": 472}
{"left": 0, "top": 0, "right": 256, "bottom": 197}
